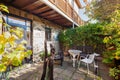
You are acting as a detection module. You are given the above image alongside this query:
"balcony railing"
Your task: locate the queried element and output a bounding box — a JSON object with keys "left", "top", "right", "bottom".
{"left": 49, "top": 0, "right": 82, "bottom": 26}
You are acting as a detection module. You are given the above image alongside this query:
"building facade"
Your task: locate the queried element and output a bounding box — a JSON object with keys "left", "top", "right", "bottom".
{"left": 2, "top": 0, "right": 84, "bottom": 62}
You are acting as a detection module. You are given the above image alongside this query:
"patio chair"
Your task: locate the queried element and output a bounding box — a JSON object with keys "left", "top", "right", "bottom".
{"left": 54, "top": 51, "right": 64, "bottom": 66}
{"left": 76, "top": 46, "right": 94, "bottom": 59}
{"left": 78, "top": 53, "right": 96, "bottom": 74}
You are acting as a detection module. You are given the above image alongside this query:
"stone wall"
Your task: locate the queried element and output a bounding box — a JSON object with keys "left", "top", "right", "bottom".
{"left": 32, "top": 16, "right": 62, "bottom": 62}
{"left": 8, "top": 6, "right": 63, "bottom": 62}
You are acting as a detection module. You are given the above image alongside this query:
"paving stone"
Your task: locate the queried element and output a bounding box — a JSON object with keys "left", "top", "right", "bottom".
{"left": 54, "top": 73, "right": 59, "bottom": 79}
{"left": 67, "top": 67, "right": 76, "bottom": 72}
{"left": 72, "top": 72, "right": 85, "bottom": 80}
{"left": 62, "top": 69, "right": 73, "bottom": 77}
{"left": 8, "top": 56, "right": 114, "bottom": 80}
{"left": 58, "top": 74, "right": 70, "bottom": 80}
{"left": 54, "top": 67, "right": 64, "bottom": 74}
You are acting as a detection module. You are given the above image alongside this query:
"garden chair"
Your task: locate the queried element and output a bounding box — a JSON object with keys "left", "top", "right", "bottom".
{"left": 76, "top": 46, "right": 94, "bottom": 60}
{"left": 54, "top": 51, "right": 64, "bottom": 66}
{"left": 78, "top": 53, "right": 97, "bottom": 74}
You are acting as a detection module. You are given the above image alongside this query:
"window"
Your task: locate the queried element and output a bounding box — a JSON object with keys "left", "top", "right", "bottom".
{"left": 45, "top": 27, "right": 51, "bottom": 41}
{"left": 3, "top": 14, "right": 32, "bottom": 46}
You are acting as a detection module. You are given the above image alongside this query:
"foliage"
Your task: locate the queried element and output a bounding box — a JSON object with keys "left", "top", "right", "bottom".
{"left": 58, "top": 23, "right": 105, "bottom": 51}
{"left": 0, "top": 3, "right": 9, "bottom": 13}
{"left": 109, "top": 67, "right": 120, "bottom": 80}
{"left": 0, "top": 4, "right": 32, "bottom": 72}
{"left": 102, "top": 9, "right": 120, "bottom": 64}
{"left": 85, "top": 0, "right": 120, "bottom": 23}
{"left": 85, "top": 0, "right": 120, "bottom": 67}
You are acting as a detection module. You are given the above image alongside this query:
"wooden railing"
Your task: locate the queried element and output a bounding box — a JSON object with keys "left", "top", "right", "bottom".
{"left": 49, "top": 0, "right": 82, "bottom": 26}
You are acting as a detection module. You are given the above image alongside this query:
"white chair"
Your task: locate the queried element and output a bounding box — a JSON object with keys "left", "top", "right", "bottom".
{"left": 78, "top": 53, "right": 97, "bottom": 74}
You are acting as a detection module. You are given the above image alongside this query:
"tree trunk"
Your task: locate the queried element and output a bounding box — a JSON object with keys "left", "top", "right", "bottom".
{"left": 48, "top": 58, "right": 54, "bottom": 80}
{"left": 41, "top": 41, "right": 48, "bottom": 80}
{"left": 41, "top": 41, "right": 54, "bottom": 80}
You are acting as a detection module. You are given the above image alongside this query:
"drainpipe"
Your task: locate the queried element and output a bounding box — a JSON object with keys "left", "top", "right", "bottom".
{"left": 72, "top": 0, "right": 75, "bottom": 29}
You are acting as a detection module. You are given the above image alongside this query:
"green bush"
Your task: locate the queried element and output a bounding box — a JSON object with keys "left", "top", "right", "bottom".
{"left": 58, "top": 23, "right": 105, "bottom": 52}
{"left": 109, "top": 67, "right": 120, "bottom": 80}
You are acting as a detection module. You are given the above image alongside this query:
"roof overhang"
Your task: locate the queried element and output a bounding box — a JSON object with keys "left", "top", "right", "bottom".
{"left": 1, "top": 0, "right": 80, "bottom": 28}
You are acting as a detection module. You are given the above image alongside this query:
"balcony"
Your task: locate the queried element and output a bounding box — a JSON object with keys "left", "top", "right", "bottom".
{"left": 3, "top": 0, "right": 83, "bottom": 27}
{"left": 49, "top": 0, "right": 82, "bottom": 25}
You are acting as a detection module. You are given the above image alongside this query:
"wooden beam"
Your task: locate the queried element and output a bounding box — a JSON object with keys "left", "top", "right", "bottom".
{"left": 44, "top": 14, "right": 59, "bottom": 18}
{"left": 40, "top": 10, "right": 56, "bottom": 16}
{"left": 64, "top": 22, "right": 72, "bottom": 25}
{"left": 13, "top": 0, "right": 37, "bottom": 8}
{"left": 75, "top": 0, "right": 82, "bottom": 8}
{"left": 22, "top": 1, "right": 44, "bottom": 10}
{"left": 48, "top": 16, "right": 62, "bottom": 21}
{"left": 55, "top": 19, "right": 68, "bottom": 23}
{"left": 55, "top": 18, "right": 68, "bottom": 22}
{"left": 33, "top": 6, "right": 50, "bottom": 14}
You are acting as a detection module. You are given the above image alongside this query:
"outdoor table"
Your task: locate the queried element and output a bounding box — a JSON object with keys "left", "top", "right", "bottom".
{"left": 68, "top": 49, "right": 82, "bottom": 67}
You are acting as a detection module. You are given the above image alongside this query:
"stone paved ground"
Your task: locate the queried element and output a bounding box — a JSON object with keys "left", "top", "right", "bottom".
{"left": 53, "top": 56, "right": 113, "bottom": 80}
{"left": 9, "top": 56, "right": 113, "bottom": 80}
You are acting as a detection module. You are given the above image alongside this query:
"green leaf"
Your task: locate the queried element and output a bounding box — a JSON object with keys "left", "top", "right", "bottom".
{"left": 11, "top": 57, "right": 21, "bottom": 66}
{"left": 25, "top": 50, "right": 32, "bottom": 57}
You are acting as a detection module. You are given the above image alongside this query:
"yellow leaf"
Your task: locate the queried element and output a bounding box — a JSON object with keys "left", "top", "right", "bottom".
{"left": 25, "top": 50, "right": 32, "bottom": 57}
{"left": 0, "top": 18, "right": 3, "bottom": 23}
{"left": 0, "top": 4, "right": 9, "bottom": 13}
{"left": 0, "top": 64, "right": 6, "bottom": 72}
{"left": 8, "top": 36, "right": 15, "bottom": 46}
{"left": 11, "top": 57, "right": 21, "bottom": 66}
{"left": 9, "top": 36, "right": 15, "bottom": 42}
{"left": 0, "top": 35, "right": 7, "bottom": 44}
{"left": 16, "top": 44, "right": 26, "bottom": 51}
{"left": 12, "top": 34, "right": 19, "bottom": 40}
{"left": 21, "top": 39, "right": 27, "bottom": 44}
{"left": 16, "top": 53, "right": 25, "bottom": 61}
{"left": 115, "top": 56, "right": 120, "bottom": 60}
{"left": 2, "top": 55, "right": 11, "bottom": 65}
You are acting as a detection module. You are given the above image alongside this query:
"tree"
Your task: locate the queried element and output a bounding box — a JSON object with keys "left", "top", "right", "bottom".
{"left": 85, "top": 0, "right": 120, "bottom": 23}
{"left": 0, "top": 4, "right": 32, "bottom": 72}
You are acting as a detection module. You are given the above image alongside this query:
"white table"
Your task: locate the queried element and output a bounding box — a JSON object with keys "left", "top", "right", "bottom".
{"left": 68, "top": 49, "right": 82, "bottom": 67}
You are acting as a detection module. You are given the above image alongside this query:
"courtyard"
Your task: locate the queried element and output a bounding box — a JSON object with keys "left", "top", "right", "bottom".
{"left": 0, "top": 0, "right": 120, "bottom": 80}
{"left": 9, "top": 56, "right": 113, "bottom": 80}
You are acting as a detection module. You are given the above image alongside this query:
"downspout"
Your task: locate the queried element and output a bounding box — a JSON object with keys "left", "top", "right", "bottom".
{"left": 72, "top": 0, "right": 75, "bottom": 29}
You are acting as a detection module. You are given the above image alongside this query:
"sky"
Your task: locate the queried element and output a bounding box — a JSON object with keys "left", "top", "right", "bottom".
{"left": 79, "top": 0, "right": 91, "bottom": 21}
